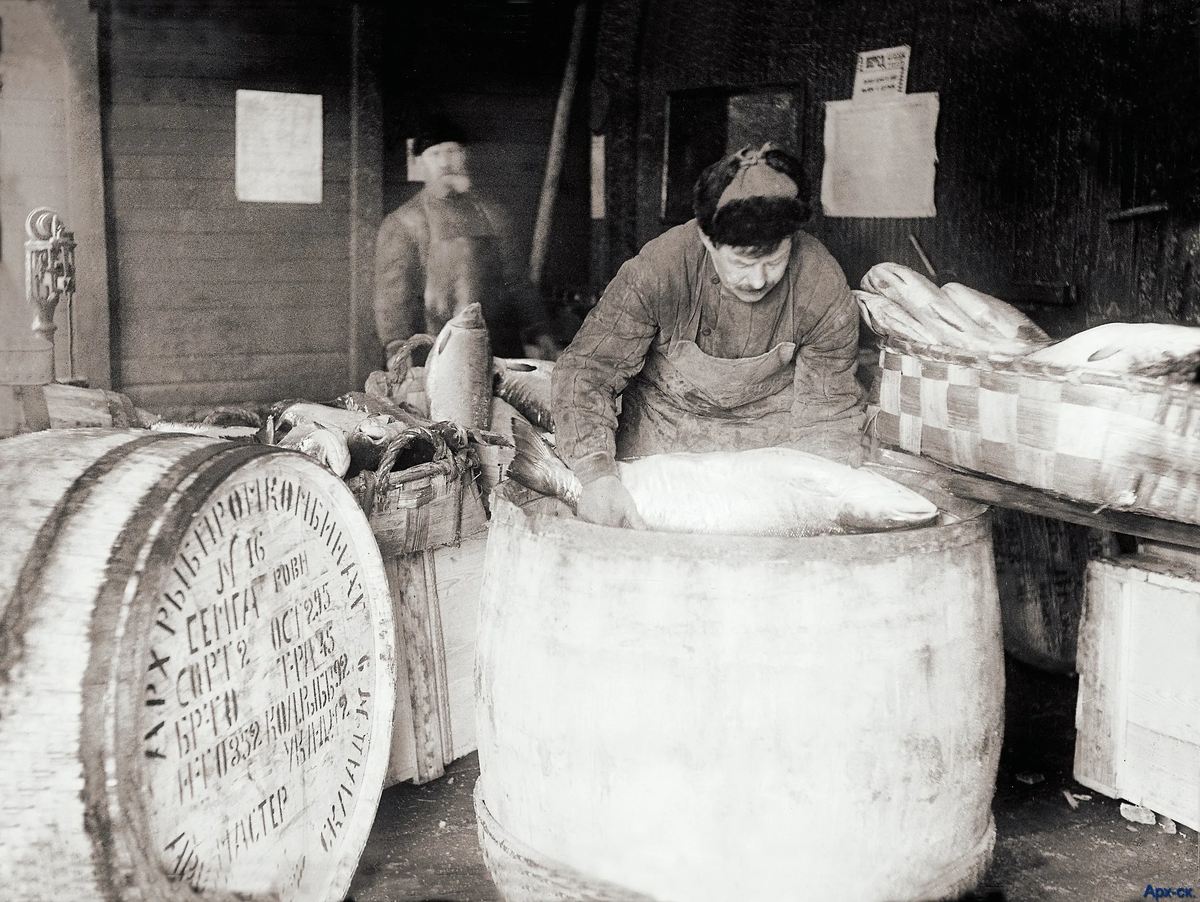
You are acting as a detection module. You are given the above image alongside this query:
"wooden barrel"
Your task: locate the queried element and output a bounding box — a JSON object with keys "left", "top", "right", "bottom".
{"left": 475, "top": 478, "right": 1004, "bottom": 902}
{"left": 0, "top": 429, "right": 395, "bottom": 902}
{"left": 991, "top": 508, "right": 1091, "bottom": 673}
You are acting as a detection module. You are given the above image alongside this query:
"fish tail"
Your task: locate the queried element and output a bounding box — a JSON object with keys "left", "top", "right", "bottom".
{"left": 508, "top": 416, "right": 582, "bottom": 510}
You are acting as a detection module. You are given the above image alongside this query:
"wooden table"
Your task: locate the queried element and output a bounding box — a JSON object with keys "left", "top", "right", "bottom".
{"left": 870, "top": 446, "right": 1200, "bottom": 551}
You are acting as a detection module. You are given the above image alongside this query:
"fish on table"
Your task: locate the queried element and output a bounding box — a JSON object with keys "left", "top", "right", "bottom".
{"left": 862, "top": 262, "right": 977, "bottom": 339}
{"left": 507, "top": 417, "right": 939, "bottom": 537}
{"left": 939, "top": 282, "right": 1049, "bottom": 343}
{"left": 1025, "top": 321, "right": 1200, "bottom": 380}
{"left": 857, "top": 263, "right": 1048, "bottom": 355}
{"left": 854, "top": 289, "right": 942, "bottom": 348}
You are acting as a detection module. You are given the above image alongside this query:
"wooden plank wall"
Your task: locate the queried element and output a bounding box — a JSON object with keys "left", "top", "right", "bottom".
{"left": 594, "top": 0, "right": 1200, "bottom": 338}
{"left": 102, "top": 0, "right": 355, "bottom": 415}
{"left": 0, "top": 0, "right": 110, "bottom": 386}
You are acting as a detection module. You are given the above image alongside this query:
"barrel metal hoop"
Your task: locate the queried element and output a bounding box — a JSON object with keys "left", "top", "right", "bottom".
{"left": 0, "top": 432, "right": 179, "bottom": 683}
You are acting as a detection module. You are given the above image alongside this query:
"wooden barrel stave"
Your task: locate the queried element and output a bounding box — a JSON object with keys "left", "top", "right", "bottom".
{"left": 2, "top": 433, "right": 210, "bottom": 902}
{"left": 475, "top": 487, "right": 1005, "bottom": 902}
{"left": 0, "top": 429, "right": 396, "bottom": 902}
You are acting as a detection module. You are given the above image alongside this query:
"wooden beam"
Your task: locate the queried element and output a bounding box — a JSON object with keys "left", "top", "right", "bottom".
{"left": 47, "top": 0, "right": 112, "bottom": 387}
{"left": 350, "top": 1, "right": 384, "bottom": 384}
{"left": 872, "top": 447, "right": 1200, "bottom": 551}
{"left": 529, "top": 1, "right": 588, "bottom": 286}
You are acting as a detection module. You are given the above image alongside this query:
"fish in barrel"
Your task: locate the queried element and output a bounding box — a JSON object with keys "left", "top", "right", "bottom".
{"left": 508, "top": 417, "right": 939, "bottom": 537}
{"left": 425, "top": 302, "right": 493, "bottom": 430}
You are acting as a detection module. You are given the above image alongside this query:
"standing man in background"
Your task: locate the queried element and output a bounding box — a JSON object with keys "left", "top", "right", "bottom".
{"left": 373, "top": 118, "right": 562, "bottom": 362}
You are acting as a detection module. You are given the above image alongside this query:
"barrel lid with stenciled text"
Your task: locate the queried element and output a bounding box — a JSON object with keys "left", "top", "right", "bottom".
{"left": 0, "top": 427, "right": 395, "bottom": 902}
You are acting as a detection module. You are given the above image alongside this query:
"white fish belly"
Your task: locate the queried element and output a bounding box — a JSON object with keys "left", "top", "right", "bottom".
{"left": 617, "top": 448, "right": 935, "bottom": 537}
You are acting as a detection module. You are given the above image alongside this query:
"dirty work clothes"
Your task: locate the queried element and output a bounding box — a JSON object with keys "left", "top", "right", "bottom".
{"left": 552, "top": 221, "right": 866, "bottom": 485}
{"left": 373, "top": 187, "right": 552, "bottom": 360}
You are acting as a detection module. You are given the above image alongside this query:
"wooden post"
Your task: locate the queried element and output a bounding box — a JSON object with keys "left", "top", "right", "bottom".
{"left": 46, "top": 0, "right": 112, "bottom": 387}
{"left": 350, "top": 2, "right": 385, "bottom": 385}
{"left": 529, "top": 1, "right": 588, "bottom": 287}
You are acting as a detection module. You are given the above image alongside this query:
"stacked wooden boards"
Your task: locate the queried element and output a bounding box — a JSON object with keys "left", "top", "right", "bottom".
{"left": 350, "top": 447, "right": 490, "bottom": 786}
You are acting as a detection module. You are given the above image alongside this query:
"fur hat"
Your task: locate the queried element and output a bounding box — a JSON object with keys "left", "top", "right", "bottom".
{"left": 694, "top": 143, "right": 811, "bottom": 251}
{"left": 412, "top": 117, "right": 468, "bottom": 157}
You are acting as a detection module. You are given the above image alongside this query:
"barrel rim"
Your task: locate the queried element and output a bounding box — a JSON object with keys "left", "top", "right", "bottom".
{"left": 491, "top": 480, "right": 991, "bottom": 560}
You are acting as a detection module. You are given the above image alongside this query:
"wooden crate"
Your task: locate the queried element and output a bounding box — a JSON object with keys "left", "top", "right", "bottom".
{"left": 348, "top": 449, "right": 491, "bottom": 785}
{"left": 1074, "top": 555, "right": 1200, "bottom": 830}
{"left": 383, "top": 525, "right": 490, "bottom": 786}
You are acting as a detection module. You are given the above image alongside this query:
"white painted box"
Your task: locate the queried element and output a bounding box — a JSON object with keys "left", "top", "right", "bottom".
{"left": 1074, "top": 555, "right": 1200, "bottom": 831}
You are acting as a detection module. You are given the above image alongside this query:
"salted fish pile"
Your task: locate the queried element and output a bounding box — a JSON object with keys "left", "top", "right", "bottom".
{"left": 855, "top": 263, "right": 1050, "bottom": 354}
{"left": 508, "top": 418, "right": 939, "bottom": 537}
{"left": 857, "top": 262, "right": 1200, "bottom": 381}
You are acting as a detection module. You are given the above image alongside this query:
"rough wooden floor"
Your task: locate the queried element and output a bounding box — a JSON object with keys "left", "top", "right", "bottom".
{"left": 348, "top": 657, "right": 1198, "bottom": 902}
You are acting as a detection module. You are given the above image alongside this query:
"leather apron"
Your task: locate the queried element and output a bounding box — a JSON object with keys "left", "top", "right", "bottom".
{"left": 616, "top": 255, "right": 800, "bottom": 458}
{"left": 422, "top": 192, "right": 511, "bottom": 345}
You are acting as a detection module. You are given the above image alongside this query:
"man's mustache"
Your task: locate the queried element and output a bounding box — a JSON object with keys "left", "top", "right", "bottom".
{"left": 430, "top": 172, "right": 471, "bottom": 194}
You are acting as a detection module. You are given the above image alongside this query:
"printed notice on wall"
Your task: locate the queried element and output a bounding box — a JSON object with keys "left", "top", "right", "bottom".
{"left": 820, "top": 93, "right": 939, "bottom": 218}
{"left": 236, "top": 90, "right": 323, "bottom": 204}
{"left": 853, "top": 45, "right": 911, "bottom": 100}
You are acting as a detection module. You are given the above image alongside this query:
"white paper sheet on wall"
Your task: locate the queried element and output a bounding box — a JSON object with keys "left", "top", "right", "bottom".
{"left": 820, "top": 92, "right": 939, "bottom": 218}
{"left": 235, "top": 90, "right": 323, "bottom": 204}
{"left": 591, "top": 133, "right": 606, "bottom": 220}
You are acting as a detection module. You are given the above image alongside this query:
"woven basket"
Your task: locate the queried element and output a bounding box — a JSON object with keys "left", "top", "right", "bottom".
{"left": 867, "top": 337, "right": 1200, "bottom": 527}
{"left": 348, "top": 447, "right": 488, "bottom": 556}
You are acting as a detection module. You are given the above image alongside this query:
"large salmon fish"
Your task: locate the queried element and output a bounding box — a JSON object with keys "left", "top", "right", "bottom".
{"left": 1025, "top": 322, "right": 1200, "bottom": 380}
{"left": 425, "top": 302, "right": 493, "bottom": 429}
{"left": 862, "top": 262, "right": 977, "bottom": 338}
{"left": 940, "top": 282, "right": 1049, "bottom": 343}
{"left": 508, "top": 418, "right": 939, "bottom": 536}
{"left": 858, "top": 263, "right": 1049, "bottom": 354}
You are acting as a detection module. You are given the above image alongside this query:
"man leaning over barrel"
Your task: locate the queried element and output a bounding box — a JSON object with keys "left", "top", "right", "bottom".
{"left": 551, "top": 143, "right": 867, "bottom": 529}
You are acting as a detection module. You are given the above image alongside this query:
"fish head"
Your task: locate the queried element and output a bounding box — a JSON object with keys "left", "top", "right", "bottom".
{"left": 432, "top": 302, "right": 488, "bottom": 355}
{"left": 834, "top": 477, "right": 940, "bottom": 533}
{"left": 448, "top": 302, "right": 487, "bottom": 331}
